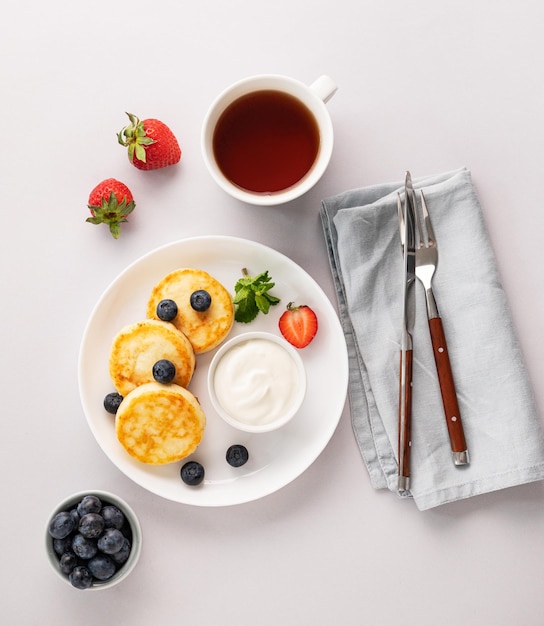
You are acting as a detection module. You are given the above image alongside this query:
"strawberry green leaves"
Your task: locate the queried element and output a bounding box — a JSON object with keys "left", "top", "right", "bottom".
{"left": 233, "top": 269, "right": 280, "bottom": 323}
{"left": 117, "top": 113, "right": 156, "bottom": 164}
{"left": 86, "top": 179, "right": 135, "bottom": 239}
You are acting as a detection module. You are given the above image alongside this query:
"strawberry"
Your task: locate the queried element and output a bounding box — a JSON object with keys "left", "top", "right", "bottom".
{"left": 86, "top": 178, "right": 135, "bottom": 239}
{"left": 278, "top": 302, "right": 318, "bottom": 349}
{"left": 117, "top": 112, "right": 181, "bottom": 170}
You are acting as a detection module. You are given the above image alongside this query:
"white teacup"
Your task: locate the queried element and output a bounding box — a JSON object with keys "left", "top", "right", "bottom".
{"left": 201, "top": 74, "right": 337, "bottom": 206}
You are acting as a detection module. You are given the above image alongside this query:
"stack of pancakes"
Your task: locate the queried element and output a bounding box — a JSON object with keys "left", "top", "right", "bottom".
{"left": 109, "top": 269, "right": 234, "bottom": 465}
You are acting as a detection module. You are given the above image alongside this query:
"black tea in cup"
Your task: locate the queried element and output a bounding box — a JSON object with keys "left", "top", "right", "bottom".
{"left": 212, "top": 90, "right": 320, "bottom": 194}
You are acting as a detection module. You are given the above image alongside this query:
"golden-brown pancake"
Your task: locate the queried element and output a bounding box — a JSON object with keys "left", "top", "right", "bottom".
{"left": 115, "top": 382, "right": 206, "bottom": 465}
{"left": 146, "top": 268, "right": 234, "bottom": 354}
{"left": 109, "top": 319, "right": 195, "bottom": 396}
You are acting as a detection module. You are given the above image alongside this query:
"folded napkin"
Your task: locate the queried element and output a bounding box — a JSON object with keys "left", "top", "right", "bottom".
{"left": 321, "top": 168, "right": 544, "bottom": 510}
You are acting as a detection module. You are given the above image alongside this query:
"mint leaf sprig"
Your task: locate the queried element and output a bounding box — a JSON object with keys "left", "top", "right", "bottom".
{"left": 233, "top": 269, "right": 280, "bottom": 323}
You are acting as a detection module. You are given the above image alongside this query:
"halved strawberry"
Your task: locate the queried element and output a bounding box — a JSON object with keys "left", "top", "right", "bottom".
{"left": 278, "top": 302, "right": 318, "bottom": 349}
{"left": 117, "top": 112, "right": 181, "bottom": 170}
{"left": 86, "top": 178, "right": 135, "bottom": 239}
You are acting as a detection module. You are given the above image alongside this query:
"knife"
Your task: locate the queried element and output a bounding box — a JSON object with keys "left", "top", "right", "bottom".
{"left": 397, "top": 171, "right": 417, "bottom": 494}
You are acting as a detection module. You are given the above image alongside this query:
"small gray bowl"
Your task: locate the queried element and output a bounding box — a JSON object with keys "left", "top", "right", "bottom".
{"left": 45, "top": 490, "right": 142, "bottom": 590}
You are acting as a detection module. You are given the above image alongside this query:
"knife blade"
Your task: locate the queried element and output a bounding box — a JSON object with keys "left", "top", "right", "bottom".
{"left": 397, "top": 171, "right": 417, "bottom": 494}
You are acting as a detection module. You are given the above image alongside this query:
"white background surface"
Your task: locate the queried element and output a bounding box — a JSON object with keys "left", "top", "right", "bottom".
{"left": 2, "top": 1, "right": 544, "bottom": 624}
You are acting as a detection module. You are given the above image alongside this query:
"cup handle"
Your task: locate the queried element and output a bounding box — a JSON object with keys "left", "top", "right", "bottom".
{"left": 310, "top": 75, "right": 338, "bottom": 103}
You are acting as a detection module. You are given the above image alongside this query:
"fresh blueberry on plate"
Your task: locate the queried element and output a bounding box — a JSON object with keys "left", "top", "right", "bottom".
{"left": 180, "top": 461, "right": 205, "bottom": 486}
{"left": 226, "top": 445, "right": 249, "bottom": 467}
{"left": 190, "top": 290, "right": 212, "bottom": 312}
{"left": 152, "top": 359, "right": 176, "bottom": 384}
{"left": 156, "top": 299, "right": 178, "bottom": 322}
{"left": 103, "top": 392, "right": 123, "bottom": 414}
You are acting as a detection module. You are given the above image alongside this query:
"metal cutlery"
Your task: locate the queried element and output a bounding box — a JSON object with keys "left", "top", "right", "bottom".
{"left": 413, "top": 190, "right": 469, "bottom": 465}
{"left": 397, "top": 172, "right": 417, "bottom": 493}
{"left": 397, "top": 177, "right": 469, "bottom": 467}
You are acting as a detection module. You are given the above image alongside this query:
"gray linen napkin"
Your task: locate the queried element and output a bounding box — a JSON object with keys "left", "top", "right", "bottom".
{"left": 321, "top": 167, "right": 544, "bottom": 510}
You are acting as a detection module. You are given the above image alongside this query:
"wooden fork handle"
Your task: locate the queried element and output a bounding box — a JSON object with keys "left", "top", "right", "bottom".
{"left": 428, "top": 316, "right": 469, "bottom": 464}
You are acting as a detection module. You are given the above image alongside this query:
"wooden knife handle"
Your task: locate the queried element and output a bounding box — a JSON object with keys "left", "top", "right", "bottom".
{"left": 398, "top": 349, "right": 413, "bottom": 483}
{"left": 428, "top": 317, "right": 468, "bottom": 455}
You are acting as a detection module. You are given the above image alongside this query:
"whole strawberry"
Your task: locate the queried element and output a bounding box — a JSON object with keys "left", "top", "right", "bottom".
{"left": 86, "top": 178, "right": 135, "bottom": 239}
{"left": 117, "top": 112, "right": 181, "bottom": 170}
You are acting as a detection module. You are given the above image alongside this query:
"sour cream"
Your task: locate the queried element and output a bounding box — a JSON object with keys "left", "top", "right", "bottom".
{"left": 209, "top": 333, "right": 306, "bottom": 432}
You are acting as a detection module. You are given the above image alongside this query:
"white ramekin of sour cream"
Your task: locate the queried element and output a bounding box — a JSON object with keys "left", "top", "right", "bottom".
{"left": 207, "top": 331, "right": 307, "bottom": 433}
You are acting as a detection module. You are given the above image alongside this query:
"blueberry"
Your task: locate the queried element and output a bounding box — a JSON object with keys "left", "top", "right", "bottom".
{"left": 49, "top": 511, "right": 75, "bottom": 539}
{"left": 77, "top": 495, "right": 102, "bottom": 517}
{"left": 152, "top": 359, "right": 176, "bottom": 384}
{"left": 69, "top": 508, "right": 80, "bottom": 527}
{"left": 87, "top": 554, "right": 116, "bottom": 581}
{"left": 190, "top": 290, "right": 212, "bottom": 312}
{"left": 180, "top": 461, "right": 205, "bottom": 486}
{"left": 101, "top": 505, "right": 125, "bottom": 530}
{"left": 53, "top": 536, "right": 73, "bottom": 555}
{"left": 156, "top": 299, "right": 178, "bottom": 322}
{"left": 103, "top": 392, "right": 123, "bottom": 414}
{"left": 97, "top": 528, "right": 125, "bottom": 555}
{"left": 78, "top": 513, "right": 105, "bottom": 539}
{"left": 59, "top": 552, "right": 79, "bottom": 575}
{"left": 110, "top": 538, "right": 131, "bottom": 565}
{"left": 72, "top": 534, "right": 98, "bottom": 560}
{"left": 226, "top": 444, "right": 249, "bottom": 467}
{"left": 69, "top": 565, "right": 93, "bottom": 590}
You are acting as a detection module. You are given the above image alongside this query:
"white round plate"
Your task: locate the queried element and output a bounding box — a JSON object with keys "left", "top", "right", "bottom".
{"left": 78, "top": 236, "right": 348, "bottom": 506}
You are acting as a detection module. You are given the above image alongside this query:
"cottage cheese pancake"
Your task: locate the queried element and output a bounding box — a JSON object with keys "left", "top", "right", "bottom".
{"left": 146, "top": 268, "right": 234, "bottom": 354}
{"left": 115, "top": 382, "right": 206, "bottom": 465}
{"left": 109, "top": 319, "right": 195, "bottom": 396}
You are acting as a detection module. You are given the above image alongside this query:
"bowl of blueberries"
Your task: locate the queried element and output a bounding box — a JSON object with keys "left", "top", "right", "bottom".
{"left": 46, "top": 491, "right": 142, "bottom": 590}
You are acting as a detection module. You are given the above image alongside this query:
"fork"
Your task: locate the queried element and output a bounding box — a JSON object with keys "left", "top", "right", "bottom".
{"left": 398, "top": 190, "right": 470, "bottom": 466}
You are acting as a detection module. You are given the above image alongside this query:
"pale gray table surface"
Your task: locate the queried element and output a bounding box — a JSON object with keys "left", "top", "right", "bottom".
{"left": 2, "top": 1, "right": 544, "bottom": 625}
